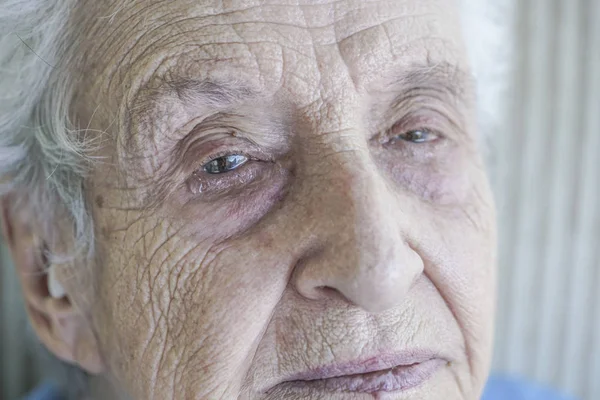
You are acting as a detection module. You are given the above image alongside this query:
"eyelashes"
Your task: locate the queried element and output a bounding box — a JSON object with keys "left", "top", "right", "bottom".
{"left": 203, "top": 154, "right": 250, "bottom": 174}
{"left": 187, "top": 158, "right": 266, "bottom": 196}
{"left": 392, "top": 129, "right": 441, "bottom": 144}
{"left": 382, "top": 109, "right": 452, "bottom": 145}
{"left": 179, "top": 136, "right": 270, "bottom": 197}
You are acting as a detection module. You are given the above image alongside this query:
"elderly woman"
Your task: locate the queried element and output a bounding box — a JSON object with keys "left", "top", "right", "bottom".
{"left": 0, "top": 1, "right": 573, "bottom": 400}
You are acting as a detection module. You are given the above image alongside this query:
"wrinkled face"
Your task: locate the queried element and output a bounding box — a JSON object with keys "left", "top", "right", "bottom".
{"left": 67, "top": 0, "right": 496, "bottom": 398}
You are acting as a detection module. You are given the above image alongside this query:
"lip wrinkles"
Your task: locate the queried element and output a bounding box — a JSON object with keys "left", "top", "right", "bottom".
{"left": 274, "top": 350, "right": 447, "bottom": 395}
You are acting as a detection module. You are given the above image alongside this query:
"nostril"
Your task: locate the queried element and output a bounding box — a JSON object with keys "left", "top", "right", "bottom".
{"left": 315, "top": 285, "right": 355, "bottom": 305}
{"left": 317, "top": 286, "right": 338, "bottom": 297}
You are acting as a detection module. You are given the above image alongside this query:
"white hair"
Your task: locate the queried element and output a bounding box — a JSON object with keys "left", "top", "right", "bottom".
{"left": 460, "top": 0, "right": 516, "bottom": 166}
{"left": 0, "top": 0, "right": 92, "bottom": 259}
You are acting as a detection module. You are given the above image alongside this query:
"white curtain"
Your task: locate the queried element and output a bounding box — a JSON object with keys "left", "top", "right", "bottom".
{"left": 491, "top": 1, "right": 600, "bottom": 400}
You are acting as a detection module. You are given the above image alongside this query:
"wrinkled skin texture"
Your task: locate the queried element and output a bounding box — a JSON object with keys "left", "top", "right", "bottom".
{"left": 59, "top": 0, "right": 496, "bottom": 398}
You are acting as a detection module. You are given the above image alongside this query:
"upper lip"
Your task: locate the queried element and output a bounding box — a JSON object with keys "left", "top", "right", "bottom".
{"left": 281, "top": 350, "right": 442, "bottom": 383}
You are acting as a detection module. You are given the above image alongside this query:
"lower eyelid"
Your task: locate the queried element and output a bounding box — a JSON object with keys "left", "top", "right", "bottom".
{"left": 186, "top": 161, "right": 263, "bottom": 196}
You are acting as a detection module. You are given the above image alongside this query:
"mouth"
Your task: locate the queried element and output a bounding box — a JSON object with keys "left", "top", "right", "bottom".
{"left": 277, "top": 351, "right": 447, "bottom": 394}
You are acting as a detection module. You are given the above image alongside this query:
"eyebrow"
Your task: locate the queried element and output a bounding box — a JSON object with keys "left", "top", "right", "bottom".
{"left": 385, "top": 62, "right": 474, "bottom": 104}
{"left": 130, "top": 61, "right": 471, "bottom": 112}
{"left": 130, "top": 76, "right": 259, "bottom": 117}
{"left": 125, "top": 61, "right": 474, "bottom": 149}
{"left": 121, "top": 74, "right": 263, "bottom": 153}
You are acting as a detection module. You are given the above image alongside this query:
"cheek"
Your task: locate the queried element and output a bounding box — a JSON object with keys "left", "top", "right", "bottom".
{"left": 162, "top": 164, "right": 291, "bottom": 242}
{"left": 375, "top": 142, "right": 474, "bottom": 205}
{"left": 90, "top": 212, "right": 294, "bottom": 398}
{"left": 420, "top": 185, "right": 497, "bottom": 386}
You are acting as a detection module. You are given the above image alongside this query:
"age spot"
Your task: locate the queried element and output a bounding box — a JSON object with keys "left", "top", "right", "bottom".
{"left": 96, "top": 195, "right": 104, "bottom": 208}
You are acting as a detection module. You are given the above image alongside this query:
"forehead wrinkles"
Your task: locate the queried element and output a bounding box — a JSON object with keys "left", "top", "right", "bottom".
{"left": 77, "top": 0, "right": 455, "bottom": 108}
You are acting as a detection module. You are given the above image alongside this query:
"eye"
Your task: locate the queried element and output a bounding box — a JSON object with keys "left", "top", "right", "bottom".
{"left": 203, "top": 154, "right": 249, "bottom": 174}
{"left": 395, "top": 129, "right": 439, "bottom": 143}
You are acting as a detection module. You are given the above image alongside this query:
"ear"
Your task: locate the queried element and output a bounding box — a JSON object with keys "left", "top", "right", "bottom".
{"left": 0, "top": 194, "right": 104, "bottom": 374}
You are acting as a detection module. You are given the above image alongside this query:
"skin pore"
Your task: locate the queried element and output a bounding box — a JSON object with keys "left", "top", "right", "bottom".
{"left": 6, "top": 0, "right": 497, "bottom": 399}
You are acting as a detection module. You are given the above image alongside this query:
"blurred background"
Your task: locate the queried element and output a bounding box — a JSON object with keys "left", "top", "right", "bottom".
{"left": 491, "top": 1, "right": 599, "bottom": 400}
{"left": 1, "top": 0, "right": 599, "bottom": 399}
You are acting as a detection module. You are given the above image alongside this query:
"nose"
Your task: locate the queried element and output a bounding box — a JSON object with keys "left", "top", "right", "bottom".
{"left": 292, "top": 156, "right": 424, "bottom": 314}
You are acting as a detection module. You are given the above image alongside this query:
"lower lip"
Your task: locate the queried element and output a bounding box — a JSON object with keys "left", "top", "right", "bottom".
{"left": 282, "top": 358, "right": 446, "bottom": 394}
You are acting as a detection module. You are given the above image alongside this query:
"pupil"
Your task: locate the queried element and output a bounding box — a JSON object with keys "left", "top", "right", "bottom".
{"left": 204, "top": 155, "right": 247, "bottom": 174}
{"left": 407, "top": 130, "right": 426, "bottom": 143}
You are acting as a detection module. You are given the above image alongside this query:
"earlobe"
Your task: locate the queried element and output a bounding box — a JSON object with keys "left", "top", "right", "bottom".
{"left": 27, "top": 292, "right": 105, "bottom": 375}
{"left": 0, "top": 196, "right": 105, "bottom": 375}
{"left": 39, "top": 293, "right": 105, "bottom": 375}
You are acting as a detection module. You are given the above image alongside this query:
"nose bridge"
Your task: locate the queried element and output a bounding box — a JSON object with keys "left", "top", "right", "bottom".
{"left": 321, "top": 160, "right": 395, "bottom": 253}
{"left": 294, "top": 152, "right": 423, "bottom": 314}
{"left": 321, "top": 161, "right": 404, "bottom": 274}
